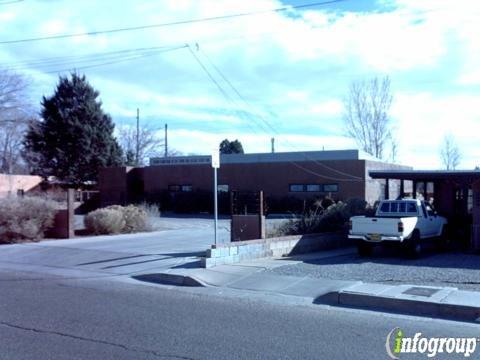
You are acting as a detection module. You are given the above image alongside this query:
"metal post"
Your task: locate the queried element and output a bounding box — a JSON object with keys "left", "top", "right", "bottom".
{"left": 214, "top": 167, "right": 218, "bottom": 246}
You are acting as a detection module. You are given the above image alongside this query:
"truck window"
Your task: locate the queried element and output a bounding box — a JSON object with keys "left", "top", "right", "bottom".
{"left": 390, "top": 202, "right": 398, "bottom": 212}
{"left": 407, "top": 203, "right": 417, "bottom": 214}
{"left": 421, "top": 203, "right": 428, "bottom": 218}
{"left": 398, "top": 202, "right": 406, "bottom": 212}
{"left": 380, "top": 203, "right": 390, "bottom": 212}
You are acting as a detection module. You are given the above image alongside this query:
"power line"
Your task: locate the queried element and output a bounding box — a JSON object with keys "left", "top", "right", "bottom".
{"left": 0, "top": 45, "right": 174, "bottom": 69}
{"left": 186, "top": 44, "right": 273, "bottom": 137}
{"left": 187, "top": 44, "right": 362, "bottom": 182}
{"left": 43, "top": 45, "right": 186, "bottom": 74}
{"left": 196, "top": 45, "right": 363, "bottom": 181}
{"left": 0, "top": 0, "right": 23, "bottom": 5}
{"left": 0, "top": 0, "right": 346, "bottom": 45}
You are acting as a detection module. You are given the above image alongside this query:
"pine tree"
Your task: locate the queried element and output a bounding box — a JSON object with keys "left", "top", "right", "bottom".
{"left": 24, "top": 73, "right": 122, "bottom": 185}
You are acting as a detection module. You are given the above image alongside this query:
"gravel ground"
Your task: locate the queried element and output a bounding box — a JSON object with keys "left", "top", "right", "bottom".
{"left": 267, "top": 249, "right": 480, "bottom": 291}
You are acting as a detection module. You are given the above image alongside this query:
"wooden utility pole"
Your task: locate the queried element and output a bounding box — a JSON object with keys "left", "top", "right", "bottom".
{"left": 164, "top": 124, "right": 168, "bottom": 157}
{"left": 136, "top": 108, "right": 140, "bottom": 165}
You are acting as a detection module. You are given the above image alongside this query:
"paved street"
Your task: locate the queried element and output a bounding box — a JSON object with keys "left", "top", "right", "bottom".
{"left": 1, "top": 217, "right": 479, "bottom": 359}
{"left": 268, "top": 248, "right": 480, "bottom": 291}
{"left": 1, "top": 269, "right": 479, "bottom": 360}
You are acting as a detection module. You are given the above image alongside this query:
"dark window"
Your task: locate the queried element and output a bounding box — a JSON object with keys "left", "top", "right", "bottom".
{"left": 390, "top": 202, "right": 398, "bottom": 213}
{"left": 181, "top": 185, "right": 192, "bottom": 192}
{"left": 398, "top": 202, "right": 406, "bottom": 213}
{"left": 168, "top": 185, "right": 180, "bottom": 192}
{"left": 289, "top": 184, "right": 304, "bottom": 192}
{"left": 380, "top": 203, "right": 390, "bottom": 212}
{"left": 306, "top": 184, "right": 321, "bottom": 192}
{"left": 421, "top": 203, "right": 428, "bottom": 218}
{"left": 407, "top": 203, "right": 417, "bottom": 213}
{"left": 323, "top": 184, "right": 339, "bottom": 192}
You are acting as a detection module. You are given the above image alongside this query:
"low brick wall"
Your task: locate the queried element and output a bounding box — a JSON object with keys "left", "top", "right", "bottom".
{"left": 201, "top": 232, "right": 352, "bottom": 268}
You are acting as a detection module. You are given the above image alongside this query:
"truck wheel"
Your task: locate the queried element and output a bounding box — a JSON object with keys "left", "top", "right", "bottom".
{"left": 404, "top": 231, "right": 421, "bottom": 259}
{"left": 357, "top": 242, "right": 373, "bottom": 257}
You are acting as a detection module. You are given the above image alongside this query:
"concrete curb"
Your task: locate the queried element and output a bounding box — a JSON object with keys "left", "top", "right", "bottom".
{"left": 315, "top": 290, "right": 480, "bottom": 323}
{"left": 131, "top": 272, "right": 207, "bottom": 287}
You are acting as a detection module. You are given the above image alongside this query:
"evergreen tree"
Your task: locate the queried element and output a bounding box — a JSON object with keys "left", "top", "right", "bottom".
{"left": 219, "top": 139, "right": 244, "bottom": 154}
{"left": 24, "top": 73, "right": 122, "bottom": 185}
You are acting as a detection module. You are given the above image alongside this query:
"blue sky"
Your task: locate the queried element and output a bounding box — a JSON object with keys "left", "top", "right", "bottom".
{"left": 0, "top": 0, "right": 479, "bottom": 168}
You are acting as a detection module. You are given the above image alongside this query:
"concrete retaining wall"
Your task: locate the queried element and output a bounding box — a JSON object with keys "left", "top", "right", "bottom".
{"left": 201, "top": 232, "right": 351, "bottom": 268}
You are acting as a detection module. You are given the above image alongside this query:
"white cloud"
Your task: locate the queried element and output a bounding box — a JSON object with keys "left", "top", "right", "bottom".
{"left": 0, "top": 0, "right": 479, "bottom": 171}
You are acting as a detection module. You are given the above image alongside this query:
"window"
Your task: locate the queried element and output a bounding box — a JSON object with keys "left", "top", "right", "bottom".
{"left": 306, "top": 184, "right": 321, "bottom": 192}
{"left": 407, "top": 203, "right": 417, "bottom": 214}
{"left": 398, "top": 202, "right": 406, "bottom": 213}
{"left": 323, "top": 184, "right": 339, "bottom": 192}
{"left": 421, "top": 203, "right": 428, "bottom": 218}
{"left": 289, "top": 184, "right": 304, "bottom": 192}
{"left": 218, "top": 185, "right": 229, "bottom": 193}
{"left": 168, "top": 185, "right": 180, "bottom": 192}
{"left": 181, "top": 185, "right": 192, "bottom": 192}
{"left": 380, "top": 203, "right": 390, "bottom": 213}
{"left": 390, "top": 202, "right": 398, "bottom": 213}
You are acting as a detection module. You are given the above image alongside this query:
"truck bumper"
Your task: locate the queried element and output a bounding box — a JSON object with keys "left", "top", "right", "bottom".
{"left": 348, "top": 234, "right": 405, "bottom": 243}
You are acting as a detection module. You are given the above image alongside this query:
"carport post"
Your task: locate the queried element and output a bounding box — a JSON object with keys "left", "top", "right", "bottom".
{"left": 400, "top": 180, "right": 405, "bottom": 198}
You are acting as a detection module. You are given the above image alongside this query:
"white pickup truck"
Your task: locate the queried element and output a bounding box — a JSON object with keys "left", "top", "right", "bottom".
{"left": 349, "top": 199, "right": 448, "bottom": 257}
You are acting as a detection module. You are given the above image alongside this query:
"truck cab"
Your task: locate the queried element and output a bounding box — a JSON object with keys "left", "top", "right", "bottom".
{"left": 349, "top": 199, "right": 448, "bottom": 257}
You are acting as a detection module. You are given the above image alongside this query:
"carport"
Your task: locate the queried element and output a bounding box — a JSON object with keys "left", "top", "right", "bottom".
{"left": 369, "top": 170, "right": 480, "bottom": 251}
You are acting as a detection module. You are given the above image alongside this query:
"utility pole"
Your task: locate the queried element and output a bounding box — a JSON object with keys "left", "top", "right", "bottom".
{"left": 136, "top": 108, "right": 140, "bottom": 165}
{"left": 164, "top": 124, "right": 168, "bottom": 157}
{"left": 271, "top": 137, "right": 275, "bottom": 153}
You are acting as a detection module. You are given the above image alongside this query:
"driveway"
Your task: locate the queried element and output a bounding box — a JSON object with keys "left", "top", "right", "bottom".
{"left": 267, "top": 247, "right": 480, "bottom": 291}
{"left": 0, "top": 217, "right": 231, "bottom": 279}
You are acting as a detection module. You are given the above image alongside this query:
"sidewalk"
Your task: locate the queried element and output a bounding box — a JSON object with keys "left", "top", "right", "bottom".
{"left": 136, "top": 248, "right": 480, "bottom": 323}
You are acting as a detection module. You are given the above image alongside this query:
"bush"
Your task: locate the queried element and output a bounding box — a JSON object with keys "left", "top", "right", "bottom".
{"left": 270, "top": 198, "right": 369, "bottom": 237}
{"left": 84, "top": 205, "right": 150, "bottom": 235}
{"left": 137, "top": 202, "right": 160, "bottom": 218}
{"left": 84, "top": 208, "right": 126, "bottom": 235}
{"left": 0, "top": 196, "right": 58, "bottom": 243}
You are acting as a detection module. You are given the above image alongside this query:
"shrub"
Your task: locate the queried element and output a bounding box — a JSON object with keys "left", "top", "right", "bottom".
{"left": 137, "top": 202, "right": 160, "bottom": 218}
{"left": 109, "top": 205, "right": 149, "bottom": 233}
{"left": 0, "top": 196, "right": 58, "bottom": 243}
{"left": 84, "top": 208, "right": 126, "bottom": 235}
{"left": 269, "top": 198, "right": 369, "bottom": 237}
{"left": 84, "top": 204, "right": 150, "bottom": 235}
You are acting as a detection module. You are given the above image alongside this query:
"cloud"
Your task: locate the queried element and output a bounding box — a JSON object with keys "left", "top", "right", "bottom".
{"left": 0, "top": 0, "right": 478, "bottom": 171}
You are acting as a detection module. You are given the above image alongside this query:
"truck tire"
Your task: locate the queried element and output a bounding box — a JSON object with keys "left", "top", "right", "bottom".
{"left": 357, "top": 241, "right": 373, "bottom": 257}
{"left": 404, "top": 230, "right": 421, "bottom": 259}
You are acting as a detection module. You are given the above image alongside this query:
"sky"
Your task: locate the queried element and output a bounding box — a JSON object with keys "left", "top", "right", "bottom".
{"left": 0, "top": 0, "right": 479, "bottom": 169}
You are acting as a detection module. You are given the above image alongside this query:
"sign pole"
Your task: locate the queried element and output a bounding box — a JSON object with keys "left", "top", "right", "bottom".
{"left": 214, "top": 166, "right": 218, "bottom": 246}
{"left": 211, "top": 148, "right": 220, "bottom": 246}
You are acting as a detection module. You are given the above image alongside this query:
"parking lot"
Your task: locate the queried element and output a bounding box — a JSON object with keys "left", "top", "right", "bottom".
{"left": 268, "top": 247, "right": 480, "bottom": 291}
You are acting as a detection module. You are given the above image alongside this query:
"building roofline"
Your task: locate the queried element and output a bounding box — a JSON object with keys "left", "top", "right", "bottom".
{"left": 150, "top": 149, "right": 388, "bottom": 166}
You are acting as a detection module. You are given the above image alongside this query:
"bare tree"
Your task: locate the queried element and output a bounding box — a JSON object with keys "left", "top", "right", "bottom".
{"left": 343, "top": 76, "right": 396, "bottom": 160}
{"left": 440, "top": 134, "right": 461, "bottom": 170}
{"left": 117, "top": 124, "right": 165, "bottom": 166}
{"left": 0, "top": 69, "right": 29, "bottom": 118}
{"left": 0, "top": 70, "right": 32, "bottom": 174}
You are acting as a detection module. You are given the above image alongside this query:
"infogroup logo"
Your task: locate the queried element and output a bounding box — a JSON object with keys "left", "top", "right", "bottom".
{"left": 386, "top": 328, "right": 479, "bottom": 359}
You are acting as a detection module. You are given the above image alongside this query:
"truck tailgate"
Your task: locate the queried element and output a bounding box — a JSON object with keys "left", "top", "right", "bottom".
{"left": 351, "top": 217, "right": 400, "bottom": 236}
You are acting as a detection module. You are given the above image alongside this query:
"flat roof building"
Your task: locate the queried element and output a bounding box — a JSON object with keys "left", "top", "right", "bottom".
{"left": 99, "top": 149, "right": 409, "bottom": 212}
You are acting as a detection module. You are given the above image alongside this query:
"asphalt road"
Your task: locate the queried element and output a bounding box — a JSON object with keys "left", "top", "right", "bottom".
{"left": 0, "top": 270, "right": 478, "bottom": 360}
{"left": 268, "top": 248, "right": 480, "bottom": 291}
